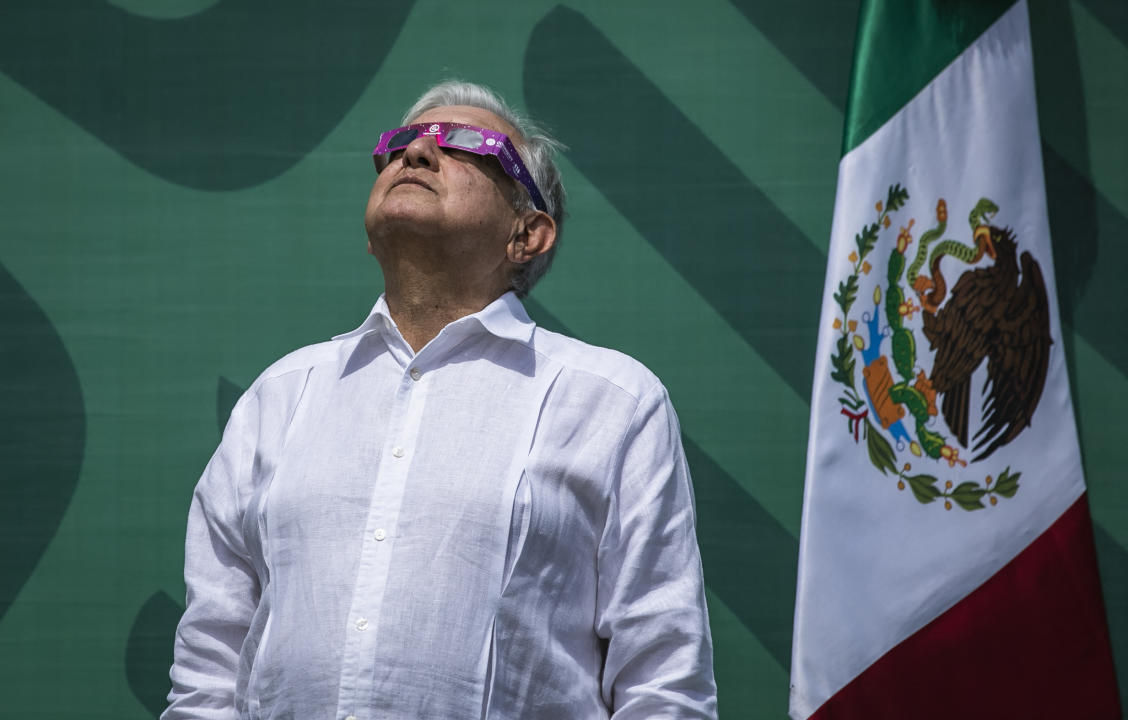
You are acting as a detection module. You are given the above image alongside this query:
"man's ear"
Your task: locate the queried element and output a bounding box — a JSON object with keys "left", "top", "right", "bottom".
{"left": 507, "top": 211, "right": 556, "bottom": 264}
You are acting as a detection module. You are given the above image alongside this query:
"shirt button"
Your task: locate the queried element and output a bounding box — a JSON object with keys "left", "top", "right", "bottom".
{"left": 355, "top": 617, "right": 369, "bottom": 631}
{"left": 392, "top": 446, "right": 405, "bottom": 458}
{"left": 345, "top": 716, "right": 358, "bottom": 720}
{"left": 373, "top": 528, "right": 387, "bottom": 541}
{"left": 409, "top": 367, "right": 422, "bottom": 381}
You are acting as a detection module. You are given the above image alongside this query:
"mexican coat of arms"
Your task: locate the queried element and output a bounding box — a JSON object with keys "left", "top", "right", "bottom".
{"left": 828, "top": 185, "right": 1052, "bottom": 512}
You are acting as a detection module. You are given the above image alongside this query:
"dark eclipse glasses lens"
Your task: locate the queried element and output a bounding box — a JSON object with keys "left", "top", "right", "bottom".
{"left": 386, "top": 128, "right": 420, "bottom": 148}
{"left": 441, "top": 127, "right": 486, "bottom": 149}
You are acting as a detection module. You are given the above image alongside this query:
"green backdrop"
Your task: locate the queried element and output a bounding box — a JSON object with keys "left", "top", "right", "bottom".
{"left": 1, "top": 1, "right": 1124, "bottom": 717}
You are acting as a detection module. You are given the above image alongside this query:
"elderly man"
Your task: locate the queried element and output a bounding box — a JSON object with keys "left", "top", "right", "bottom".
{"left": 165, "top": 81, "right": 716, "bottom": 719}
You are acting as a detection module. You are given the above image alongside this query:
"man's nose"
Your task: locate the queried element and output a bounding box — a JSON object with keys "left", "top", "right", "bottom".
{"left": 403, "top": 136, "right": 440, "bottom": 170}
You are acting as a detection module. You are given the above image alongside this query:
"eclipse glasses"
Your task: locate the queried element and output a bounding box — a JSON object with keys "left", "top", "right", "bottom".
{"left": 372, "top": 122, "right": 547, "bottom": 212}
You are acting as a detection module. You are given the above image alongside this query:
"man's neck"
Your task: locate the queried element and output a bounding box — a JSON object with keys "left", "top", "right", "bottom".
{"left": 370, "top": 224, "right": 514, "bottom": 352}
{"left": 383, "top": 273, "right": 507, "bottom": 353}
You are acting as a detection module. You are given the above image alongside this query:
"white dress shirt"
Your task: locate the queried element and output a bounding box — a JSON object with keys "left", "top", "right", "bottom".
{"left": 164, "top": 292, "right": 716, "bottom": 720}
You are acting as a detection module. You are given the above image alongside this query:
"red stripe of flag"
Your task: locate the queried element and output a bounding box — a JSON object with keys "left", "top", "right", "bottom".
{"left": 811, "top": 494, "right": 1121, "bottom": 719}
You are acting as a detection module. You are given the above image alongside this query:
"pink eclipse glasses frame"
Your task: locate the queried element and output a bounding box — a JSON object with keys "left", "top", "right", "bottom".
{"left": 372, "top": 122, "right": 547, "bottom": 212}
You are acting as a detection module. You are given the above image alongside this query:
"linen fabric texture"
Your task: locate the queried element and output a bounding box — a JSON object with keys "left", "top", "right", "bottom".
{"left": 163, "top": 292, "right": 717, "bottom": 720}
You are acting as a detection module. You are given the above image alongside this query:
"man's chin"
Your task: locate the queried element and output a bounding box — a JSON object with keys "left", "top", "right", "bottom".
{"left": 373, "top": 192, "right": 441, "bottom": 221}
{"left": 365, "top": 209, "right": 447, "bottom": 251}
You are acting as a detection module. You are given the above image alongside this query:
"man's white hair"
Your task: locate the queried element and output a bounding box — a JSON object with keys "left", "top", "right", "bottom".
{"left": 402, "top": 81, "right": 566, "bottom": 298}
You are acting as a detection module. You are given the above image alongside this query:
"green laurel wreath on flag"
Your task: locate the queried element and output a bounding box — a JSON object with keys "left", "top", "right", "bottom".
{"left": 829, "top": 185, "right": 1021, "bottom": 511}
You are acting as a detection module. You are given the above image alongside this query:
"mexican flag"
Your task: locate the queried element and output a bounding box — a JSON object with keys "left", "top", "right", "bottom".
{"left": 790, "top": 1, "right": 1121, "bottom": 717}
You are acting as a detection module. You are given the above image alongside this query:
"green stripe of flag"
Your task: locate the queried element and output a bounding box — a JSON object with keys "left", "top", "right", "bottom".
{"left": 843, "top": 0, "right": 1015, "bottom": 155}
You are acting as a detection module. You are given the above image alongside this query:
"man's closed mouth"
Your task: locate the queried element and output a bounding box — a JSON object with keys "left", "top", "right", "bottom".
{"left": 392, "top": 176, "right": 433, "bottom": 191}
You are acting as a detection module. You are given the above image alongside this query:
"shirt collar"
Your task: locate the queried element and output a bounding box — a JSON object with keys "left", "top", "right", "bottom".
{"left": 332, "top": 291, "right": 535, "bottom": 346}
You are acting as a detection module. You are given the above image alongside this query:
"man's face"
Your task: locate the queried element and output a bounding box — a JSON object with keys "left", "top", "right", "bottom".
{"left": 364, "top": 105, "right": 524, "bottom": 274}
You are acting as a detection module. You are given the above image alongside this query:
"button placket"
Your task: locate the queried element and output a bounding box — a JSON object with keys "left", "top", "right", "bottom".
{"left": 336, "top": 348, "right": 435, "bottom": 719}
{"left": 336, "top": 360, "right": 427, "bottom": 716}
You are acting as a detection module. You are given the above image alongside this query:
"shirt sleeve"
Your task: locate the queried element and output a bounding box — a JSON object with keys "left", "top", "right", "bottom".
{"left": 596, "top": 381, "right": 718, "bottom": 719}
{"left": 163, "top": 390, "right": 263, "bottom": 720}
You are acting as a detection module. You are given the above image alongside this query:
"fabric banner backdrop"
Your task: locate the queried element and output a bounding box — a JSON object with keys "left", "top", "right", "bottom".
{"left": 791, "top": 1, "right": 1121, "bottom": 718}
